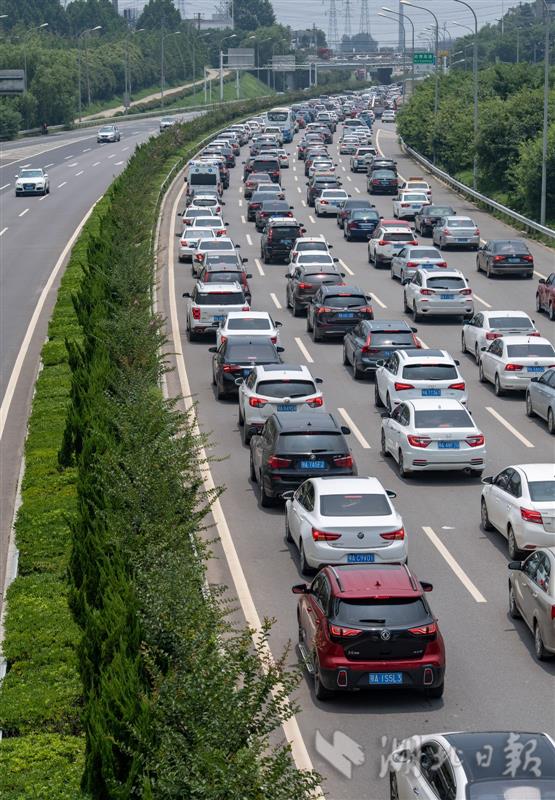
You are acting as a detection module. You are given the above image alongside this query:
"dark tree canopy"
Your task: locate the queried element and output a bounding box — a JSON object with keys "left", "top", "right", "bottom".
{"left": 137, "top": 0, "right": 182, "bottom": 31}
{"left": 65, "top": 0, "right": 125, "bottom": 36}
{"left": 0, "top": 0, "right": 69, "bottom": 33}
{"left": 234, "top": 0, "right": 276, "bottom": 32}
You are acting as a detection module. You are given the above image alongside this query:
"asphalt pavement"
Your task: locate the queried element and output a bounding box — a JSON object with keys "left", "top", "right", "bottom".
{"left": 157, "top": 119, "right": 555, "bottom": 800}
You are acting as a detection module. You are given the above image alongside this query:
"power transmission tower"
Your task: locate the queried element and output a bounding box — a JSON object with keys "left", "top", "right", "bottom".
{"left": 176, "top": 0, "right": 186, "bottom": 19}
{"left": 359, "top": 0, "right": 370, "bottom": 35}
{"left": 343, "top": 0, "right": 353, "bottom": 40}
{"left": 325, "top": 0, "right": 340, "bottom": 52}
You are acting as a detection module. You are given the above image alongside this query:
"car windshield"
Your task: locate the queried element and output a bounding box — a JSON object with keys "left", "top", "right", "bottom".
{"left": 332, "top": 597, "right": 428, "bottom": 626}
{"left": 227, "top": 318, "right": 271, "bottom": 331}
{"left": 506, "top": 344, "right": 555, "bottom": 357}
{"left": 409, "top": 249, "right": 441, "bottom": 259}
{"left": 20, "top": 169, "right": 43, "bottom": 178}
{"left": 446, "top": 218, "right": 475, "bottom": 228}
{"left": 426, "top": 276, "right": 466, "bottom": 290}
{"left": 320, "top": 493, "right": 390, "bottom": 516}
{"left": 489, "top": 317, "right": 533, "bottom": 330}
{"left": 256, "top": 379, "right": 316, "bottom": 398}
{"left": 492, "top": 240, "right": 529, "bottom": 254}
{"left": 414, "top": 409, "right": 473, "bottom": 428}
{"left": 527, "top": 480, "right": 555, "bottom": 502}
{"left": 99, "top": 127, "right": 114, "bottom": 133}
{"left": 277, "top": 432, "right": 344, "bottom": 452}
{"left": 402, "top": 364, "right": 458, "bottom": 381}
{"left": 467, "top": 780, "right": 555, "bottom": 800}
{"left": 195, "top": 292, "right": 244, "bottom": 306}
{"left": 322, "top": 295, "right": 366, "bottom": 308}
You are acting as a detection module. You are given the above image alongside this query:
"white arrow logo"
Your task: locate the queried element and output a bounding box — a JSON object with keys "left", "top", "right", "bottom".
{"left": 315, "top": 729, "right": 365, "bottom": 779}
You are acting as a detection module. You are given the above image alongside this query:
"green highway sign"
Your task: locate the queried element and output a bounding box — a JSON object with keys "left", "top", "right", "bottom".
{"left": 413, "top": 52, "right": 435, "bottom": 65}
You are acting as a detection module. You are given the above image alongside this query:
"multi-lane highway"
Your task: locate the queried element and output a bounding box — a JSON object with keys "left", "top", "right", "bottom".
{"left": 158, "top": 119, "right": 555, "bottom": 799}
{"left": 0, "top": 113, "right": 199, "bottom": 602}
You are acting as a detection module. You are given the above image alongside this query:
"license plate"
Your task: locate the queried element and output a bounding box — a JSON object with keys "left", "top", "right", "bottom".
{"left": 527, "top": 366, "right": 544, "bottom": 373}
{"left": 299, "top": 460, "right": 326, "bottom": 469}
{"left": 438, "top": 441, "right": 460, "bottom": 449}
{"left": 337, "top": 312, "right": 355, "bottom": 319}
{"left": 369, "top": 673, "right": 403, "bottom": 685}
{"left": 422, "top": 389, "right": 441, "bottom": 396}
{"left": 507, "top": 258, "right": 521, "bottom": 263}
{"left": 456, "top": 238, "right": 469, "bottom": 242}
{"left": 243, "top": 369, "right": 251, "bottom": 376}
{"left": 381, "top": 351, "right": 392, "bottom": 358}
{"left": 440, "top": 294, "right": 455, "bottom": 300}
{"left": 347, "top": 553, "right": 375, "bottom": 563}
{"left": 420, "top": 263, "right": 436, "bottom": 269}
{"left": 277, "top": 404, "right": 297, "bottom": 411}
{"left": 214, "top": 315, "right": 226, "bottom": 321}
{"left": 359, "top": 224, "right": 372, "bottom": 229}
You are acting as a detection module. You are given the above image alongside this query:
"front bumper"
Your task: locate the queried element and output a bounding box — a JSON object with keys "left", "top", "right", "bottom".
{"left": 15, "top": 185, "right": 44, "bottom": 194}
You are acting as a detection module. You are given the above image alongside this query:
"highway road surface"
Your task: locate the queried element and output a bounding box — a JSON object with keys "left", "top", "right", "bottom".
{"left": 157, "top": 119, "right": 555, "bottom": 799}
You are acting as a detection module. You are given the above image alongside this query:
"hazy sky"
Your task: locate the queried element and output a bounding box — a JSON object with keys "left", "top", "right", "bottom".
{"left": 117, "top": 0, "right": 524, "bottom": 45}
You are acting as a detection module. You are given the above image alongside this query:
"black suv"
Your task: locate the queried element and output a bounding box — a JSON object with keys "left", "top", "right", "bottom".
{"left": 260, "top": 219, "right": 306, "bottom": 263}
{"left": 254, "top": 200, "right": 294, "bottom": 232}
{"left": 414, "top": 205, "right": 456, "bottom": 236}
{"left": 306, "top": 285, "right": 374, "bottom": 341}
{"left": 343, "top": 209, "right": 381, "bottom": 241}
{"left": 343, "top": 320, "right": 420, "bottom": 379}
{"left": 249, "top": 412, "right": 356, "bottom": 506}
{"left": 286, "top": 266, "right": 344, "bottom": 317}
{"left": 248, "top": 189, "right": 285, "bottom": 221}
{"left": 336, "top": 198, "right": 375, "bottom": 228}
{"left": 367, "top": 169, "right": 398, "bottom": 195}
{"left": 209, "top": 337, "right": 284, "bottom": 400}
{"left": 307, "top": 176, "right": 342, "bottom": 207}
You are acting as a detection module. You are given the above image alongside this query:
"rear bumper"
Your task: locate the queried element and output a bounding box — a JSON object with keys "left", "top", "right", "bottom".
{"left": 305, "top": 539, "right": 407, "bottom": 568}
{"left": 404, "top": 448, "right": 486, "bottom": 471}
{"left": 416, "top": 301, "right": 474, "bottom": 316}
{"left": 315, "top": 321, "right": 368, "bottom": 336}
{"left": 443, "top": 236, "right": 479, "bottom": 248}
{"left": 488, "top": 263, "right": 534, "bottom": 276}
{"left": 264, "top": 467, "right": 355, "bottom": 497}
{"left": 318, "top": 659, "right": 445, "bottom": 692}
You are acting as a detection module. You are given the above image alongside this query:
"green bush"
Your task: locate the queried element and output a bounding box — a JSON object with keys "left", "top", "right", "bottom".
{"left": 0, "top": 733, "right": 84, "bottom": 799}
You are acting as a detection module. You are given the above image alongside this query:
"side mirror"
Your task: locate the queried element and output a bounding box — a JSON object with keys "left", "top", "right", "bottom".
{"left": 482, "top": 476, "right": 493, "bottom": 485}
{"left": 386, "top": 489, "right": 397, "bottom": 499}
{"left": 340, "top": 272, "right": 346, "bottom": 278}
{"left": 530, "top": 376, "right": 540, "bottom": 383}
{"left": 376, "top": 360, "right": 385, "bottom": 368}
{"left": 275, "top": 320, "right": 283, "bottom": 327}
{"left": 245, "top": 273, "right": 253, "bottom": 279}
{"left": 282, "top": 490, "right": 295, "bottom": 500}
{"left": 508, "top": 561, "right": 522, "bottom": 571}
{"left": 44, "top": 173, "right": 48, "bottom": 178}
{"left": 380, "top": 411, "right": 390, "bottom": 418}
{"left": 276, "top": 346, "right": 285, "bottom": 353}
{"left": 182, "top": 292, "right": 191, "bottom": 298}
{"left": 480, "top": 346, "right": 487, "bottom": 352}
{"left": 242, "top": 257, "right": 249, "bottom": 263}
{"left": 410, "top": 327, "right": 418, "bottom": 333}
{"left": 234, "top": 377, "right": 244, "bottom": 385}
{"left": 340, "top": 426, "right": 351, "bottom": 435}
{"left": 292, "top": 583, "right": 309, "bottom": 595}
{"left": 402, "top": 278, "right": 411, "bottom": 285}
{"left": 538, "top": 278, "right": 546, "bottom": 285}
{"left": 235, "top": 244, "right": 241, "bottom": 248}
{"left": 289, "top": 205, "right": 294, "bottom": 210}
{"left": 420, "top": 581, "right": 433, "bottom": 592}
{"left": 285, "top": 272, "right": 291, "bottom": 278}
{"left": 328, "top": 244, "right": 333, "bottom": 249}
{"left": 224, "top": 221, "right": 230, "bottom": 225}
{"left": 454, "top": 360, "right": 460, "bottom": 366}
{"left": 315, "top": 377, "right": 323, "bottom": 384}
{"left": 208, "top": 346, "right": 217, "bottom": 353}
{"left": 333, "top": 257, "right": 339, "bottom": 262}
{"left": 301, "top": 227, "right": 307, "bottom": 234}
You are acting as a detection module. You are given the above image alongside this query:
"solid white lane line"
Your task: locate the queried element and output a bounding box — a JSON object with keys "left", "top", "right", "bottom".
{"left": 57, "top": 181, "right": 67, "bottom": 188}
{"left": 338, "top": 258, "right": 354, "bottom": 276}
{"left": 0, "top": 183, "right": 10, "bottom": 191}
{"left": 114, "top": 161, "right": 124, "bottom": 166}
{"left": 337, "top": 408, "right": 371, "bottom": 449}
{"left": 295, "top": 337, "right": 314, "bottom": 363}
{"left": 309, "top": 215, "right": 315, "bottom": 224}
{"left": 39, "top": 195, "right": 48, "bottom": 201}
{"left": 241, "top": 215, "right": 246, "bottom": 224}
{"left": 422, "top": 527, "right": 487, "bottom": 603}
{"left": 93, "top": 161, "right": 101, "bottom": 167}
{"left": 474, "top": 293, "right": 492, "bottom": 309}
{"left": 75, "top": 170, "right": 84, "bottom": 176}
{"left": 166, "top": 181, "right": 322, "bottom": 789}
{"left": 254, "top": 257, "right": 265, "bottom": 276}
{"left": 371, "top": 292, "right": 387, "bottom": 309}
{"left": 246, "top": 233, "right": 253, "bottom": 246}
{"left": 0, "top": 197, "right": 102, "bottom": 442}
{"left": 486, "top": 407, "right": 534, "bottom": 448}
{"left": 270, "top": 292, "right": 282, "bottom": 309}
{"left": 18, "top": 208, "right": 29, "bottom": 217}
{"left": 534, "top": 270, "right": 547, "bottom": 279}
{"left": 0, "top": 227, "right": 8, "bottom": 237}
{"left": 354, "top": 186, "right": 361, "bottom": 193}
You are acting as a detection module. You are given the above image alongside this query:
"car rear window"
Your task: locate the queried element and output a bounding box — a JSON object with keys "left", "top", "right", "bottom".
{"left": 297, "top": 241, "right": 328, "bottom": 251}
{"left": 193, "top": 219, "right": 221, "bottom": 228}
{"left": 351, "top": 210, "right": 380, "bottom": 220}
{"left": 426, "top": 276, "right": 466, "bottom": 289}
{"left": 299, "top": 254, "right": 334, "bottom": 265}
{"left": 227, "top": 318, "right": 270, "bottom": 331}
{"left": 323, "top": 295, "right": 366, "bottom": 308}
{"left": 226, "top": 342, "right": 278, "bottom": 360}
{"left": 332, "top": 598, "right": 429, "bottom": 626}
{"left": 407, "top": 249, "right": 440, "bottom": 259}
{"left": 403, "top": 194, "right": 428, "bottom": 202}
{"left": 204, "top": 271, "right": 243, "bottom": 283}
{"left": 323, "top": 191, "right": 348, "bottom": 198}
{"left": 304, "top": 272, "right": 342, "bottom": 284}
{"left": 193, "top": 197, "right": 217, "bottom": 206}
{"left": 371, "top": 332, "right": 414, "bottom": 345}
{"left": 256, "top": 380, "right": 316, "bottom": 398}
{"left": 489, "top": 317, "right": 533, "bottom": 330}
{"left": 528, "top": 481, "right": 555, "bottom": 502}
{"left": 201, "top": 240, "right": 235, "bottom": 251}
{"left": 277, "top": 432, "right": 344, "bottom": 453}
{"left": 253, "top": 159, "right": 280, "bottom": 171}
{"left": 204, "top": 254, "right": 239, "bottom": 266}
{"left": 492, "top": 240, "right": 529, "bottom": 254}
{"left": 271, "top": 227, "right": 301, "bottom": 239}
{"left": 382, "top": 233, "right": 414, "bottom": 242}
{"left": 506, "top": 344, "right": 555, "bottom": 357}
{"left": 402, "top": 365, "right": 458, "bottom": 380}
{"left": 195, "top": 292, "right": 244, "bottom": 306}
{"left": 320, "top": 493, "right": 390, "bottom": 516}
{"left": 414, "top": 409, "right": 473, "bottom": 428}
{"left": 445, "top": 219, "right": 474, "bottom": 228}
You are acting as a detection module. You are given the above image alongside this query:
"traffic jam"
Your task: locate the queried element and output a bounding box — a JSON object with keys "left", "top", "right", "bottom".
{"left": 174, "top": 90, "right": 555, "bottom": 797}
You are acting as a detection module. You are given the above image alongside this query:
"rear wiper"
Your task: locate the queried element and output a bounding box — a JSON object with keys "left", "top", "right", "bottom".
{"left": 309, "top": 448, "right": 327, "bottom": 453}
{"left": 359, "top": 619, "right": 386, "bottom": 624}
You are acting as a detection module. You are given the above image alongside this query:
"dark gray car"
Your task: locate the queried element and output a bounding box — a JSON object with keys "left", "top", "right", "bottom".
{"left": 342, "top": 320, "right": 419, "bottom": 380}
{"left": 509, "top": 547, "right": 555, "bottom": 659}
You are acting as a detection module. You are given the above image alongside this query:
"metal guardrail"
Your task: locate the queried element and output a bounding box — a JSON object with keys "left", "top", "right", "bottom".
{"left": 399, "top": 138, "right": 555, "bottom": 242}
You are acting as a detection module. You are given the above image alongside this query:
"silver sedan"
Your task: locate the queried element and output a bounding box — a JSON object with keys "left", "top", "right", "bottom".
{"left": 432, "top": 216, "right": 480, "bottom": 250}
{"left": 390, "top": 245, "right": 446, "bottom": 282}
{"left": 526, "top": 367, "right": 555, "bottom": 433}
{"left": 509, "top": 547, "right": 555, "bottom": 660}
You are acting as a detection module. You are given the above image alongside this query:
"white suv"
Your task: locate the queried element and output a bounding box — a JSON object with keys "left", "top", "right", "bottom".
{"left": 403, "top": 267, "right": 474, "bottom": 321}
{"left": 182, "top": 282, "right": 249, "bottom": 341}
{"left": 368, "top": 226, "right": 418, "bottom": 267}
{"left": 237, "top": 364, "right": 324, "bottom": 444}
{"left": 375, "top": 349, "right": 467, "bottom": 412}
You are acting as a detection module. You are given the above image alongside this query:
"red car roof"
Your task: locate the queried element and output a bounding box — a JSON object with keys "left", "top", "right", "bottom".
{"left": 326, "top": 564, "right": 422, "bottom": 599}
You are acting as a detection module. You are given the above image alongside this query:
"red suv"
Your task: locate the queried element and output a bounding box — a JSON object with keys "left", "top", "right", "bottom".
{"left": 293, "top": 563, "right": 445, "bottom": 700}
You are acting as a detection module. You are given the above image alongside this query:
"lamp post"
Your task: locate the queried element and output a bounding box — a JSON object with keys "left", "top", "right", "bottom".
{"left": 401, "top": 0, "right": 440, "bottom": 162}
{"left": 124, "top": 27, "right": 144, "bottom": 112}
{"left": 219, "top": 33, "right": 237, "bottom": 101}
{"left": 161, "top": 30, "right": 180, "bottom": 107}
{"left": 451, "top": 0, "right": 479, "bottom": 190}
{"left": 380, "top": 8, "right": 415, "bottom": 96}
{"left": 21, "top": 23, "right": 49, "bottom": 92}
{"left": 78, "top": 26, "right": 101, "bottom": 123}
{"left": 540, "top": 0, "right": 551, "bottom": 225}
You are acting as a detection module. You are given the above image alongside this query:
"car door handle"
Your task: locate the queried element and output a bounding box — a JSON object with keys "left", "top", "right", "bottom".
{"left": 412, "top": 788, "right": 420, "bottom": 796}
{"left": 306, "top": 607, "right": 313, "bottom": 614}
{"left": 532, "top": 592, "right": 538, "bottom": 598}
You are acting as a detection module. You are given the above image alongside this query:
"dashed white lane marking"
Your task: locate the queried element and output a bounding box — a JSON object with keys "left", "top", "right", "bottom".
{"left": 297, "top": 186, "right": 301, "bottom": 193}
{"left": 354, "top": 186, "right": 361, "bottom": 193}
{"left": 346, "top": 175, "right": 352, "bottom": 182}
{"left": 238, "top": 199, "right": 243, "bottom": 207}
{"left": 107, "top": 153, "right": 115, "bottom": 159}
{"left": 83, "top": 148, "right": 91, "bottom": 152}
{"left": 75, "top": 170, "right": 84, "bottom": 176}
{"left": 114, "top": 161, "right": 124, "bottom": 166}
{"left": 121, "top": 146, "right": 130, "bottom": 151}
{"left": 295, "top": 337, "right": 314, "bottom": 363}
{"left": 292, "top": 164, "right": 297, "bottom": 172}
{"left": 371, "top": 292, "right": 387, "bottom": 309}
{"left": 270, "top": 292, "right": 282, "bottom": 309}
{"left": 246, "top": 233, "right": 253, "bottom": 246}
{"left": 422, "top": 527, "right": 487, "bottom": 603}
{"left": 338, "top": 258, "right": 354, "bottom": 276}
{"left": 309, "top": 215, "right": 316, "bottom": 224}
{"left": 254, "top": 258, "right": 265, "bottom": 276}
{"left": 241, "top": 215, "right": 246, "bottom": 224}
{"left": 294, "top": 175, "right": 298, "bottom": 181}
{"left": 0, "top": 183, "right": 10, "bottom": 191}
{"left": 301, "top": 199, "right": 306, "bottom": 207}
{"left": 534, "top": 270, "right": 547, "bottom": 279}
{"left": 44, "top": 163, "right": 54, "bottom": 168}
{"left": 57, "top": 181, "right": 67, "bottom": 188}
{"left": 486, "top": 407, "right": 534, "bottom": 448}
{"left": 20, "top": 163, "right": 31, "bottom": 168}
{"left": 342, "top": 165, "right": 346, "bottom": 172}
{"left": 474, "top": 293, "right": 492, "bottom": 309}
{"left": 64, "top": 155, "right": 73, "bottom": 160}
{"left": 18, "top": 208, "right": 29, "bottom": 217}
{"left": 39, "top": 195, "right": 48, "bottom": 201}
{"left": 93, "top": 161, "right": 101, "bottom": 167}
{"left": 337, "top": 408, "right": 371, "bottom": 449}
{"left": 238, "top": 185, "right": 242, "bottom": 193}
{"left": 67, "top": 162, "right": 78, "bottom": 167}
{"left": 0, "top": 227, "right": 8, "bottom": 237}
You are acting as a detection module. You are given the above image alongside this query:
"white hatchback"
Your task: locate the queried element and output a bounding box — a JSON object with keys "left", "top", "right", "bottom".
{"left": 375, "top": 349, "right": 467, "bottom": 411}
{"left": 216, "top": 311, "right": 282, "bottom": 348}
{"left": 481, "top": 463, "right": 555, "bottom": 558}
{"left": 403, "top": 268, "right": 474, "bottom": 321}
{"left": 283, "top": 476, "right": 407, "bottom": 574}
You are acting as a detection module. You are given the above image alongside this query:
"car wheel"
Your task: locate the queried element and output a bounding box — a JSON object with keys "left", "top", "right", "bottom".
{"left": 312, "top": 324, "right": 321, "bottom": 342}
{"left": 368, "top": 249, "right": 374, "bottom": 264}
{"left": 461, "top": 333, "right": 467, "bottom": 354}
{"left": 534, "top": 622, "right": 550, "bottom": 661}
{"left": 380, "top": 429, "right": 390, "bottom": 457}
{"left": 215, "top": 380, "right": 227, "bottom": 400}
{"left": 474, "top": 344, "right": 481, "bottom": 364}
{"left": 478, "top": 361, "right": 486, "bottom": 383}
{"left": 412, "top": 303, "right": 421, "bottom": 322}
{"left": 285, "top": 513, "right": 294, "bottom": 543}
{"left": 292, "top": 300, "right": 302, "bottom": 317}
{"left": 525, "top": 392, "right": 535, "bottom": 418}
{"left": 507, "top": 525, "right": 523, "bottom": 560}
{"left": 238, "top": 404, "right": 244, "bottom": 426}
{"left": 486, "top": 263, "right": 492, "bottom": 279}
{"left": 249, "top": 452, "right": 257, "bottom": 482}
{"left": 187, "top": 326, "right": 197, "bottom": 343}
{"left": 343, "top": 344, "right": 350, "bottom": 366}
{"left": 494, "top": 373, "right": 505, "bottom": 397}
{"left": 550, "top": 304, "right": 555, "bottom": 322}
{"left": 374, "top": 383, "right": 384, "bottom": 407}
{"left": 509, "top": 584, "right": 521, "bottom": 619}
{"left": 389, "top": 772, "right": 400, "bottom": 800}
{"left": 353, "top": 358, "right": 363, "bottom": 380}
{"left": 386, "top": 393, "right": 393, "bottom": 413}
{"left": 481, "top": 498, "right": 494, "bottom": 531}
{"left": 548, "top": 408, "right": 555, "bottom": 435}
{"left": 403, "top": 293, "right": 411, "bottom": 313}
{"left": 398, "top": 450, "right": 411, "bottom": 478}
{"left": 299, "top": 542, "right": 314, "bottom": 576}
{"left": 476, "top": 258, "right": 481, "bottom": 273}
{"left": 315, "top": 207, "right": 320, "bottom": 217}
{"left": 306, "top": 314, "right": 313, "bottom": 332}
{"left": 313, "top": 654, "right": 333, "bottom": 701}
{"left": 259, "top": 471, "right": 273, "bottom": 507}
{"left": 424, "top": 682, "right": 444, "bottom": 699}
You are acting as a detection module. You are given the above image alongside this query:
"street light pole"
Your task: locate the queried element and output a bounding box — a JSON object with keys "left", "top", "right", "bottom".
{"left": 161, "top": 30, "right": 180, "bottom": 107}
{"left": 219, "top": 33, "right": 237, "bottom": 101}
{"left": 22, "top": 23, "right": 48, "bottom": 92}
{"left": 453, "top": 1, "right": 479, "bottom": 189}
{"left": 540, "top": 0, "right": 551, "bottom": 225}
{"left": 124, "top": 27, "right": 144, "bottom": 112}
{"left": 380, "top": 8, "right": 415, "bottom": 97}
{"left": 78, "top": 26, "right": 101, "bottom": 123}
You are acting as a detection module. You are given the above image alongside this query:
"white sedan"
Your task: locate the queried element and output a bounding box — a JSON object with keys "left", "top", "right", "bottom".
{"left": 399, "top": 177, "right": 432, "bottom": 198}
{"left": 315, "top": 189, "right": 349, "bottom": 217}
{"left": 283, "top": 476, "right": 407, "bottom": 574}
{"left": 375, "top": 349, "right": 467, "bottom": 411}
{"left": 216, "top": 311, "right": 282, "bottom": 347}
{"left": 392, "top": 191, "right": 431, "bottom": 220}
{"left": 481, "top": 463, "right": 555, "bottom": 559}
{"left": 461, "top": 309, "right": 538, "bottom": 363}
{"left": 390, "top": 245, "right": 446, "bottom": 282}
{"left": 178, "top": 227, "right": 215, "bottom": 262}
{"left": 287, "top": 251, "right": 338, "bottom": 276}
{"left": 478, "top": 335, "right": 555, "bottom": 395}
{"left": 381, "top": 399, "right": 486, "bottom": 478}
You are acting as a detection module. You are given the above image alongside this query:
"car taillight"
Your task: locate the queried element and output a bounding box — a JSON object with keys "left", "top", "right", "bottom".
{"left": 408, "top": 622, "right": 437, "bottom": 636}
{"left": 407, "top": 435, "right": 431, "bottom": 448}
{"left": 504, "top": 364, "right": 523, "bottom": 371}
{"left": 449, "top": 382, "right": 466, "bottom": 391}
{"left": 329, "top": 623, "right": 361, "bottom": 637}
{"left": 401, "top": 203, "right": 410, "bottom": 207}
{"left": 249, "top": 396, "right": 267, "bottom": 407}
{"left": 360, "top": 306, "right": 373, "bottom": 314}
{"left": 241, "top": 306, "right": 250, "bottom": 311}
{"left": 406, "top": 261, "right": 418, "bottom": 268}
{"left": 420, "top": 288, "right": 433, "bottom": 296}
{"left": 460, "top": 288, "right": 472, "bottom": 295}
{"left": 394, "top": 382, "right": 414, "bottom": 391}
{"left": 267, "top": 455, "right": 292, "bottom": 469}
{"left": 485, "top": 332, "right": 502, "bottom": 340}
{"left": 298, "top": 282, "right": 312, "bottom": 289}
{"left": 222, "top": 364, "right": 242, "bottom": 373}
{"left": 312, "top": 527, "right": 342, "bottom": 542}
{"left": 493, "top": 255, "right": 505, "bottom": 262}
{"left": 410, "top": 240, "right": 418, "bottom": 245}
{"left": 317, "top": 306, "right": 332, "bottom": 314}
{"left": 271, "top": 336, "right": 277, "bottom": 344}
{"left": 307, "top": 396, "right": 323, "bottom": 408}
{"left": 520, "top": 507, "right": 543, "bottom": 524}
{"left": 217, "top": 229, "right": 226, "bottom": 236}
{"left": 220, "top": 336, "right": 227, "bottom": 345}
{"left": 443, "top": 228, "right": 450, "bottom": 234}
{"left": 475, "top": 228, "right": 480, "bottom": 235}
{"left": 465, "top": 434, "right": 484, "bottom": 447}
{"left": 522, "top": 255, "right": 534, "bottom": 262}
{"left": 192, "top": 307, "right": 201, "bottom": 320}
{"left": 320, "top": 200, "right": 329, "bottom": 204}
{"left": 333, "top": 454, "right": 353, "bottom": 468}
{"left": 437, "top": 261, "right": 448, "bottom": 267}
{"left": 378, "top": 239, "right": 387, "bottom": 245}
{"left": 372, "top": 179, "right": 380, "bottom": 185}
{"left": 195, "top": 254, "right": 203, "bottom": 261}
{"left": 380, "top": 527, "right": 405, "bottom": 540}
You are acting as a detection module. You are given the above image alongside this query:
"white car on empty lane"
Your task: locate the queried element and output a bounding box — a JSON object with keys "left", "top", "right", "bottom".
{"left": 478, "top": 335, "right": 555, "bottom": 395}
{"left": 15, "top": 168, "right": 50, "bottom": 196}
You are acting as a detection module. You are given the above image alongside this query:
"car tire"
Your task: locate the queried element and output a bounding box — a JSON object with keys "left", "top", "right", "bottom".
{"left": 525, "top": 392, "right": 534, "bottom": 417}
{"left": 478, "top": 362, "right": 486, "bottom": 383}
{"left": 368, "top": 249, "right": 374, "bottom": 264}
{"left": 215, "top": 381, "right": 227, "bottom": 401}
{"left": 299, "top": 543, "right": 314, "bottom": 577}
{"left": 315, "top": 207, "right": 320, "bottom": 217}
{"left": 461, "top": 333, "right": 467, "bottom": 354}
{"left": 374, "top": 383, "right": 384, "bottom": 407}
{"left": 509, "top": 584, "right": 521, "bottom": 619}
{"left": 474, "top": 344, "right": 481, "bottom": 364}
{"left": 313, "top": 654, "right": 333, "bottom": 701}
{"left": 353, "top": 358, "right": 363, "bottom": 381}
{"left": 380, "top": 429, "right": 390, "bottom": 457}
{"left": 292, "top": 300, "right": 302, "bottom": 317}
{"left": 494, "top": 373, "right": 505, "bottom": 397}
{"left": 343, "top": 344, "right": 350, "bottom": 366}
{"left": 249, "top": 452, "right": 257, "bottom": 482}
{"left": 312, "top": 324, "right": 321, "bottom": 343}
{"left": 534, "top": 622, "right": 550, "bottom": 661}
{"left": 398, "top": 450, "right": 411, "bottom": 478}
{"left": 550, "top": 304, "right": 555, "bottom": 322}
{"left": 285, "top": 514, "right": 293, "bottom": 543}
{"left": 238, "top": 405, "right": 244, "bottom": 426}
{"left": 486, "top": 263, "right": 492, "bottom": 279}
{"left": 187, "top": 326, "right": 197, "bottom": 343}
{"left": 481, "top": 498, "right": 494, "bottom": 531}
{"left": 390, "top": 772, "right": 400, "bottom": 800}
{"left": 259, "top": 471, "right": 273, "bottom": 507}
{"left": 535, "top": 293, "right": 542, "bottom": 313}
{"left": 386, "top": 393, "right": 393, "bottom": 413}
{"left": 548, "top": 408, "right": 555, "bottom": 435}
{"left": 507, "top": 525, "right": 523, "bottom": 560}
{"left": 412, "top": 303, "right": 421, "bottom": 322}
{"left": 476, "top": 258, "right": 482, "bottom": 273}
{"left": 306, "top": 314, "right": 313, "bottom": 332}
{"left": 403, "top": 293, "right": 411, "bottom": 313}
{"left": 424, "top": 682, "right": 444, "bottom": 699}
